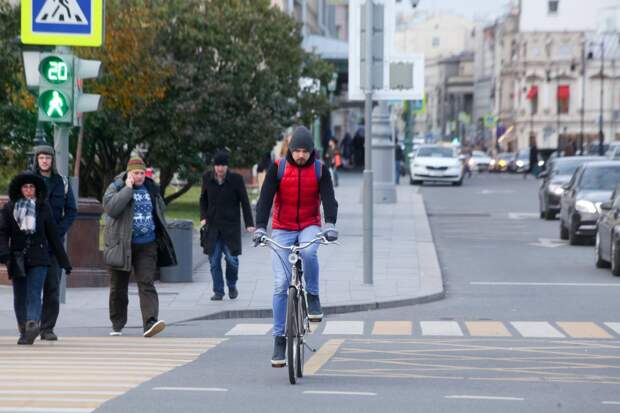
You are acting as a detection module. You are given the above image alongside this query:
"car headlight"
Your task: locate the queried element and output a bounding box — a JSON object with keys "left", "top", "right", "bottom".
{"left": 516, "top": 160, "right": 524, "bottom": 168}
{"left": 498, "top": 160, "right": 506, "bottom": 167}
{"left": 490, "top": 160, "right": 496, "bottom": 166}
{"left": 467, "top": 158, "right": 475, "bottom": 166}
{"left": 575, "top": 199, "right": 597, "bottom": 214}
{"left": 549, "top": 184, "right": 564, "bottom": 196}
{"left": 538, "top": 160, "right": 545, "bottom": 167}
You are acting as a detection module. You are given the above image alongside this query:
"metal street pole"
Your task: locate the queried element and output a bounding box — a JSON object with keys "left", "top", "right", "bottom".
{"left": 580, "top": 37, "right": 586, "bottom": 156}
{"left": 599, "top": 39, "right": 605, "bottom": 156}
{"left": 363, "top": 0, "right": 373, "bottom": 285}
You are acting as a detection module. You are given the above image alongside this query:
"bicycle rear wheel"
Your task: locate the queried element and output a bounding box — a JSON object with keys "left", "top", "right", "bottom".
{"left": 286, "top": 286, "right": 298, "bottom": 384}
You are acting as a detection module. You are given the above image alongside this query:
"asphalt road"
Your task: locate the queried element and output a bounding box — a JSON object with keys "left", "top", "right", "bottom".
{"left": 7, "top": 173, "right": 620, "bottom": 413}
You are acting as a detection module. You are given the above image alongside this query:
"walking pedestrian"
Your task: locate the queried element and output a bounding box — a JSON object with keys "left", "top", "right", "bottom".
{"left": 32, "top": 145, "right": 77, "bottom": 341}
{"left": 526, "top": 136, "right": 539, "bottom": 179}
{"left": 395, "top": 138, "right": 404, "bottom": 185}
{"left": 323, "top": 138, "right": 341, "bottom": 187}
{"left": 340, "top": 132, "right": 352, "bottom": 168}
{"left": 0, "top": 172, "right": 71, "bottom": 345}
{"left": 200, "top": 151, "right": 255, "bottom": 301}
{"left": 103, "top": 156, "right": 177, "bottom": 337}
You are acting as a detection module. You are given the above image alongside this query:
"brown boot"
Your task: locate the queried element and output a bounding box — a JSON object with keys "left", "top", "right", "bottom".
{"left": 17, "top": 324, "right": 27, "bottom": 345}
{"left": 24, "top": 321, "right": 39, "bottom": 345}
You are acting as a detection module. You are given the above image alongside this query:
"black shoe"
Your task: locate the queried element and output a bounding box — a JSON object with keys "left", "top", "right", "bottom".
{"left": 271, "top": 336, "right": 286, "bottom": 367}
{"left": 24, "top": 320, "right": 39, "bottom": 345}
{"left": 40, "top": 331, "right": 58, "bottom": 341}
{"left": 228, "top": 287, "right": 238, "bottom": 300}
{"left": 210, "top": 294, "right": 224, "bottom": 301}
{"left": 17, "top": 324, "right": 27, "bottom": 345}
{"left": 143, "top": 320, "right": 166, "bottom": 338}
{"left": 306, "top": 293, "right": 323, "bottom": 322}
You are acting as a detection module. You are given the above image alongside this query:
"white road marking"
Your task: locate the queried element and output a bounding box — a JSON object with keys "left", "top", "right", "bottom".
{"left": 323, "top": 321, "right": 364, "bottom": 335}
{"left": 511, "top": 322, "right": 565, "bottom": 338}
{"left": 602, "top": 401, "right": 620, "bottom": 405}
{"left": 508, "top": 212, "right": 540, "bottom": 220}
{"left": 152, "top": 387, "right": 228, "bottom": 392}
{"left": 0, "top": 409, "right": 93, "bottom": 413}
{"left": 225, "top": 324, "right": 272, "bottom": 336}
{"left": 420, "top": 321, "right": 463, "bottom": 336}
{"left": 303, "top": 391, "right": 376, "bottom": 396}
{"left": 529, "top": 238, "right": 567, "bottom": 248}
{"left": 605, "top": 322, "right": 620, "bottom": 335}
{"left": 480, "top": 190, "right": 516, "bottom": 195}
{"left": 0, "top": 391, "right": 120, "bottom": 395}
{"left": 471, "top": 282, "right": 620, "bottom": 287}
{"left": 445, "top": 395, "right": 524, "bottom": 401}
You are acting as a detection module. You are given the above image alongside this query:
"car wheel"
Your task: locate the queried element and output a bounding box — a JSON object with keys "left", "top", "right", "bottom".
{"left": 410, "top": 179, "right": 421, "bottom": 185}
{"left": 612, "top": 238, "right": 620, "bottom": 276}
{"left": 596, "top": 232, "right": 611, "bottom": 268}
{"left": 544, "top": 208, "right": 555, "bottom": 220}
{"left": 559, "top": 219, "right": 569, "bottom": 240}
{"left": 452, "top": 177, "right": 463, "bottom": 186}
{"left": 568, "top": 217, "right": 583, "bottom": 246}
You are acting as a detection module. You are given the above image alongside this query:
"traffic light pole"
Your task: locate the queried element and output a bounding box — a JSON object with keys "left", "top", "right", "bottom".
{"left": 54, "top": 46, "right": 71, "bottom": 304}
{"left": 363, "top": 0, "right": 373, "bottom": 285}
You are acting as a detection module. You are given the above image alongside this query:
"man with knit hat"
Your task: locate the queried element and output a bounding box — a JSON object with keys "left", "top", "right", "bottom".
{"left": 254, "top": 126, "right": 339, "bottom": 367}
{"left": 102, "top": 156, "right": 177, "bottom": 337}
{"left": 32, "top": 144, "right": 77, "bottom": 341}
{"left": 199, "top": 150, "right": 255, "bottom": 300}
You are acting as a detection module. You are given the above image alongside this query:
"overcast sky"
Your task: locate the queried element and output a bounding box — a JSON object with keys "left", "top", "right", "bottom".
{"left": 404, "top": 0, "right": 513, "bottom": 22}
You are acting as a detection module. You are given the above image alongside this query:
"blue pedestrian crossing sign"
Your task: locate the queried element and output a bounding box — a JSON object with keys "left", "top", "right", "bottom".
{"left": 21, "top": 0, "right": 104, "bottom": 47}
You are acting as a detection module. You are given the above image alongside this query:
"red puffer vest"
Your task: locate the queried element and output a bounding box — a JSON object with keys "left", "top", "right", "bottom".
{"left": 272, "top": 159, "right": 321, "bottom": 230}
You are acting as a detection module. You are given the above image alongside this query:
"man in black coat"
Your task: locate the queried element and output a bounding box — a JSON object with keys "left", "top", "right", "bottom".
{"left": 32, "top": 145, "right": 77, "bottom": 341}
{"left": 200, "top": 151, "right": 255, "bottom": 300}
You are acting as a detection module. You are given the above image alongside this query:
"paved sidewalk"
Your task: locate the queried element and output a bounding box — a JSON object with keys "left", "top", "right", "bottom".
{"left": 0, "top": 172, "right": 444, "bottom": 332}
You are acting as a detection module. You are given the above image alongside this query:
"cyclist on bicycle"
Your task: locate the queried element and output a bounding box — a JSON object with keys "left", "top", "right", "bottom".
{"left": 253, "top": 126, "right": 339, "bottom": 367}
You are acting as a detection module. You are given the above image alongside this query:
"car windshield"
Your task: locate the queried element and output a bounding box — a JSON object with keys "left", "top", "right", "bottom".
{"left": 417, "top": 147, "right": 454, "bottom": 158}
{"left": 579, "top": 166, "right": 620, "bottom": 190}
{"left": 554, "top": 160, "right": 589, "bottom": 176}
{"left": 472, "top": 151, "right": 486, "bottom": 158}
{"left": 516, "top": 149, "right": 529, "bottom": 160}
{"left": 498, "top": 153, "right": 513, "bottom": 160}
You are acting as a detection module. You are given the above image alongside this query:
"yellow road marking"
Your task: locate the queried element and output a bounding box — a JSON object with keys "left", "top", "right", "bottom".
{"left": 371, "top": 321, "right": 413, "bottom": 336}
{"left": 557, "top": 322, "right": 613, "bottom": 339}
{"left": 304, "top": 339, "right": 345, "bottom": 376}
{"left": 465, "top": 321, "right": 511, "bottom": 337}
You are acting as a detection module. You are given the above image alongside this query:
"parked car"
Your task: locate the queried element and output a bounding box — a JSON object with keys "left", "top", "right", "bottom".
{"left": 409, "top": 145, "right": 464, "bottom": 186}
{"left": 559, "top": 161, "right": 620, "bottom": 245}
{"left": 489, "top": 152, "right": 513, "bottom": 172}
{"left": 467, "top": 151, "right": 492, "bottom": 172}
{"left": 595, "top": 185, "right": 620, "bottom": 273}
{"left": 510, "top": 148, "right": 531, "bottom": 173}
{"left": 538, "top": 156, "right": 603, "bottom": 220}
{"left": 606, "top": 143, "right": 620, "bottom": 160}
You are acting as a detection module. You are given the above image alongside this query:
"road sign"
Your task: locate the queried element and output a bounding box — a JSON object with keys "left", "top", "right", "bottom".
{"left": 484, "top": 114, "right": 497, "bottom": 128}
{"left": 348, "top": 0, "right": 424, "bottom": 101}
{"left": 21, "top": 0, "right": 105, "bottom": 47}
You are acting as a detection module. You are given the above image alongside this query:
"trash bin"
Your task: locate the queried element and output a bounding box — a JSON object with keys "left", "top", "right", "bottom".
{"left": 160, "top": 220, "right": 193, "bottom": 283}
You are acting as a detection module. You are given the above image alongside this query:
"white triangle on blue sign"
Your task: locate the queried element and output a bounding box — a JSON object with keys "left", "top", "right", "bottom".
{"left": 36, "top": 0, "right": 88, "bottom": 25}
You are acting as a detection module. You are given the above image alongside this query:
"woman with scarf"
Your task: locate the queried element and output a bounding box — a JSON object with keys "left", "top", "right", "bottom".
{"left": 0, "top": 172, "right": 71, "bottom": 345}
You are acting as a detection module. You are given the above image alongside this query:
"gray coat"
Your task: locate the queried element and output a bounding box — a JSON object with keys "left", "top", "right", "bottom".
{"left": 103, "top": 173, "right": 177, "bottom": 272}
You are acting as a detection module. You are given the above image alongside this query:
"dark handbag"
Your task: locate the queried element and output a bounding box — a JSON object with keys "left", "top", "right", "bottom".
{"left": 200, "top": 225, "right": 208, "bottom": 249}
{"left": 9, "top": 250, "right": 27, "bottom": 278}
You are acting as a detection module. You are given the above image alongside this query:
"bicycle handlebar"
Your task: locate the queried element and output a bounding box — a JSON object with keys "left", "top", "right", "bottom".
{"left": 255, "top": 233, "right": 338, "bottom": 252}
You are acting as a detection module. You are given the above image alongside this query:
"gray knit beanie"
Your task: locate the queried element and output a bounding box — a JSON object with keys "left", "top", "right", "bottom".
{"left": 289, "top": 127, "right": 314, "bottom": 152}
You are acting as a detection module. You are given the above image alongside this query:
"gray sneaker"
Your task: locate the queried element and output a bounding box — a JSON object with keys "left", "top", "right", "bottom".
{"left": 143, "top": 320, "right": 166, "bottom": 338}
{"left": 306, "top": 293, "right": 323, "bottom": 322}
{"left": 271, "top": 336, "right": 286, "bottom": 367}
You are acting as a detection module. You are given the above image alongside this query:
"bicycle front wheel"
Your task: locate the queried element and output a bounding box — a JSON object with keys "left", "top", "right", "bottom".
{"left": 296, "top": 293, "right": 305, "bottom": 378}
{"left": 286, "top": 286, "right": 298, "bottom": 384}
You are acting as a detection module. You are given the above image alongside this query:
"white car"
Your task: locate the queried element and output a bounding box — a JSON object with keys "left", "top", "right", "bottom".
{"left": 468, "top": 151, "right": 492, "bottom": 172}
{"left": 409, "top": 145, "right": 465, "bottom": 186}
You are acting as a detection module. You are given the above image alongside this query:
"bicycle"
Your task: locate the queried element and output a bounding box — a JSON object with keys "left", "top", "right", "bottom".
{"left": 255, "top": 232, "right": 337, "bottom": 384}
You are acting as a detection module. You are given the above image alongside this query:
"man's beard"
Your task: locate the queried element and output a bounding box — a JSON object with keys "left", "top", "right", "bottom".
{"left": 294, "top": 158, "right": 306, "bottom": 166}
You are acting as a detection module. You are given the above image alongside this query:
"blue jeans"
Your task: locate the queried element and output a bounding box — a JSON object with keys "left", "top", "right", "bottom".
{"left": 12, "top": 266, "right": 48, "bottom": 325}
{"left": 209, "top": 238, "right": 239, "bottom": 296}
{"left": 271, "top": 225, "right": 320, "bottom": 336}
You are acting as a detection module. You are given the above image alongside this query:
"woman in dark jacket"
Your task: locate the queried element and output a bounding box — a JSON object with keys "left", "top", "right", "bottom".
{"left": 0, "top": 172, "right": 71, "bottom": 345}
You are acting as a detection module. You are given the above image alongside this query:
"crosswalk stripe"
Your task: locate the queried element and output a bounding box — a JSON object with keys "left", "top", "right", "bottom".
{"left": 420, "top": 321, "right": 463, "bottom": 336}
{"left": 465, "top": 321, "right": 511, "bottom": 337}
{"left": 511, "top": 322, "right": 565, "bottom": 338}
{"left": 605, "top": 322, "right": 620, "bottom": 335}
{"left": 371, "top": 321, "right": 412, "bottom": 335}
{"left": 0, "top": 337, "right": 224, "bottom": 413}
{"left": 225, "top": 323, "right": 272, "bottom": 336}
{"left": 557, "top": 322, "right": 613, "bottom": 339}
{"left": 323, "top": 321, "right": 364, "bottom": 335}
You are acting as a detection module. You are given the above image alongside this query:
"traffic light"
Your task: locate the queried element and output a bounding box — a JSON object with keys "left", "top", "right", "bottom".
{"left": 73, "top": 57, "right": 102, "bottom": 127}
{"left": 38, "top": 53, "right": 74, "bottom": 123}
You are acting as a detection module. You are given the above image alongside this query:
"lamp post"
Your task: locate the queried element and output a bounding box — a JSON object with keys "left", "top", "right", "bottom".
{"left": 599, "top": 39, "right": 605, "bottom": 156}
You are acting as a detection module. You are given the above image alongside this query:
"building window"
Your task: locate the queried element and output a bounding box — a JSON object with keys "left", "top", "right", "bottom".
{"left": 557, "top": 85, "right": 570, "bottom": 113}
{"left": 527, "top": 86, "right": 539, "bottom": 115}
{"left": 548, "top": 0, "right": 559, "bottom": 14}
{"left": 432, "top": 37, "right": 440, "bottom": 48}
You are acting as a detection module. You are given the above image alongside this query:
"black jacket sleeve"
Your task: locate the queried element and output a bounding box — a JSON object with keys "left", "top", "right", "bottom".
{"left": 199, "top": 173, "right": 209, "bottom": 222}
{"left": 44, "top": 205, "right": 71, "bottom": 269}
{"left": 58, "top": 180, "right": 77, "bottom": 237}
{"left": 319, "top": 163, "right": 338, "bottom": 224}
{"left": 237, "top": 175, "right": 255, "bottom": 228}
{"left": 255, "top": 163, "right": 279, "bottom": 229}
{"left": 0, "top": 205, "right": 9, "bottom": 261}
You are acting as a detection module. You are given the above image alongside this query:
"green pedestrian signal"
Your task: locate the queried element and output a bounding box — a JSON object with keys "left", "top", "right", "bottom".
{"left": 37, "top": 53, "right": 74, "bottom": 123}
